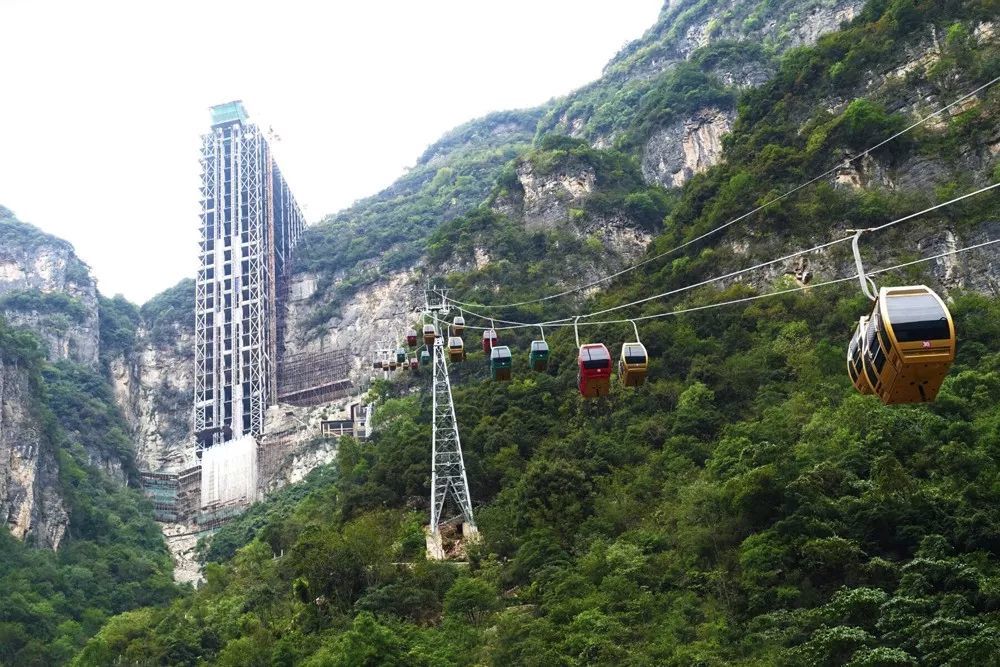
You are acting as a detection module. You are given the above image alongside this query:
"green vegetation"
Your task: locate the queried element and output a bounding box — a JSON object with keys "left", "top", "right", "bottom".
{"left": 98, "top": 294, "right": 140, "bottom": 362}
{"left": 140, "top": 278, "right": 193, "bottom": 347}
{"left": 197, "top": 463, "right": 339, "bottom": 565}
{"left": 0, "top": 290, "right": 89, "bottom": 322}
{"left": 295, "top": 110, "right": 542, "bottom": 334}
{"left": 71, "top": 286, "right": 1000, "bottom": 665}
{"left": 61, "top": 0, "right": 1000, "bottom": 663}
{"left": 0, "top": 317, "right": 176, "bottom": 665}
{"left": 0, "top": 215, "right": 76, "bottom": 255}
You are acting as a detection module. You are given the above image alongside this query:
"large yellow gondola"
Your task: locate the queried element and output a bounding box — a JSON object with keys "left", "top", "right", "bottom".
{"left": 859, "top": 285, "right": 955, "bottom": 404}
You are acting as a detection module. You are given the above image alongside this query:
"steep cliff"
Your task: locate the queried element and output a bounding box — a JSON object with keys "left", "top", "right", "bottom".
{"left": 0, "top": 212, "right": 100, "bottom": 367}
{"left": 0, "top": 359, "right": 67, "bottom": 549}
{"left": 0, "top": 216, "right": 174, "bottom": 664}
{"left": 273, "top": 0, "right": 873, "bottom": 392}
{"left": 106, "top": 280, "right": 195, "bottom": 474}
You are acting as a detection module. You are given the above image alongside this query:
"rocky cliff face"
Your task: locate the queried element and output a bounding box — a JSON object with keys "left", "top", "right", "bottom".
{"left": 110, "top": 326, "right": 194, "bottom": 473}
{"left": 540, "top": 0, "right": 867, "bottom": 189}
{"left": 642, "top": 107, "right": 734, "bottom": 187}
{"left": 283, "top": 268, "right": 423, "bottom": 385}
{"left": 0, "top": 216, "right": 100, "bottom": 368}
{"left": 0, "top": 361, "right": 68, "bottom": 549}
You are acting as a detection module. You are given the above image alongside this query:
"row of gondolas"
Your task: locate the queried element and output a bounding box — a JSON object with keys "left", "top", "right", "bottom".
{"left": 374, "top": 283, "right": 957, "bottom": 405}
{"left": 373, "top": 316, "right": 647, "bottom": 398}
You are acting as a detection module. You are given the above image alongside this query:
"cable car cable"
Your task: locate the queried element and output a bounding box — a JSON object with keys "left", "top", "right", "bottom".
{"left": 443, "top": 75, "right": 1000, "bottom": 311}
{"left": 449, "top": 182, "right": 1000, "bottom": 328}
{"left": 438, "top": 238, "right": 998, "bottom": 331}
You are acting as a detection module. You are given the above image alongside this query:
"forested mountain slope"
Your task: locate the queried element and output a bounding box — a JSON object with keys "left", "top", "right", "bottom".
{"left": 76, "top": 0, "right": 1000, "bottom": 664}
{"left": 0, "top": 213, "right": 176, "bottom": 664}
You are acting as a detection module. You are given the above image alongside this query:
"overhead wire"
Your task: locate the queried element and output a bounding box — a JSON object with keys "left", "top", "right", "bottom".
{"left": 444, "top": 75, "right": 1000, "bottom": 311}
{"left": 444, "top": 181, "right": 1000, "bottom": 328}
{"left": 430, "top": 238, "right": 998, "bottom": 332}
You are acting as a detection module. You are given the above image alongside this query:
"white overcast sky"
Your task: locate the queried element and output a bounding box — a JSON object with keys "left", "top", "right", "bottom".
{"left": 0, "top": 0, "right": 662, "bottom": 303}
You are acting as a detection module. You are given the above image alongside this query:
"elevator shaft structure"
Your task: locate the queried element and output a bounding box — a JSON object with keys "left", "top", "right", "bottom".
{"left": 430, "top": 334, "right": 476, "bottom": 534}
{"left": 194, "top": 101, "right": 305, "bottom": 452}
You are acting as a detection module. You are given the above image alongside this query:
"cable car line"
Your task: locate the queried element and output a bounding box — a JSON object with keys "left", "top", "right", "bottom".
{"left": 442, "top": 182, "right": 1000, "bottom": 329}
{"left": 443, "top": 75, "right": 1000, "bottom": 311}
{"left": 427, "top": 238, "right": 997, "bottom": 331}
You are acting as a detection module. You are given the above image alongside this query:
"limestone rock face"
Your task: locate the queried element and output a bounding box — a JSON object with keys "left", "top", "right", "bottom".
{"left": 517, "top": 161, "right": 597, "bottom": 230}
{"left": 283, "top": 268, "right": 423, "bottom": 385}
{"left": 110, "top": 325, "right": 195, "bottom": 474}
{"left": 0, "top": 362, "right": 68, "bottom": 550}
{"left": 0, "top": 217, "right": 100, "bottom": 368}
{"left": 642, "top": 107, "right": 734, "bottom": 188}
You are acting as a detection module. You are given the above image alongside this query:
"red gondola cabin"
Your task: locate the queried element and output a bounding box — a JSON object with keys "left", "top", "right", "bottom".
{"left": 482, "top": 329, "right": 498, "bottom": 353}
{"left": 578, "top": 343, "right": 612, "bottom": 398}
{"left": 406, "top": 329, "right": 418, "bottom": 347}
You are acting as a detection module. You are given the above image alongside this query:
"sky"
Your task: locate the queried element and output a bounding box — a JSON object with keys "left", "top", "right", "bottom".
{"left": 0, "top": 0, "right": 662, "bottom": 303}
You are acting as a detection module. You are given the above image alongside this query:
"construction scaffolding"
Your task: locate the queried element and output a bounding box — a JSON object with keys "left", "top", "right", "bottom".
{"left": 138, "top": 472, "right": 180, "bottom": 522}
{"left": 194, "top": 100, "right": 305, "bottom": 453}
{"left": 277, "top": 349, "right": 353, "bottom": 406}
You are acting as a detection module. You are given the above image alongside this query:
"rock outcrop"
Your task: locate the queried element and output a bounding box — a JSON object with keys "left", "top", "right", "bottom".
{"left": 0, "top": 361, "right": 68, "bottom": 549}
{"left": 110, "top": 326, "right": 195, "bottom": 473}
{"left": 516, "top": 160, "right": 596, "bottom": 230}
{"left": 642, "top": 107, "right": 734, "bottom": 187}
{"left": 0, "top": 215, "right": 100, "bottom": 367}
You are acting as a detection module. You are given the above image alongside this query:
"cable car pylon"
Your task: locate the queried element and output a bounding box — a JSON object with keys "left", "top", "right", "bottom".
{"left": 426, "top": 310, "right": 479, "bottom": 560}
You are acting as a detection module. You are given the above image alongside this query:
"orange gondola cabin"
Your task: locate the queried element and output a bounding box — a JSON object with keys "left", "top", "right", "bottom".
{"left": 448, "top": 336, "right": 465, "bottom": 362}
{"left": 423, "top": 324, "right": 437, "bottom": 346}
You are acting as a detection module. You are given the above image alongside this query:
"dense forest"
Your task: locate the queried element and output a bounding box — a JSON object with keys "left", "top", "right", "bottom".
{"left": 0, "top": 317, "right": 176, "bottom": 665}
{"left": 63, "top": 0, "right": 1000, "bottom": 664}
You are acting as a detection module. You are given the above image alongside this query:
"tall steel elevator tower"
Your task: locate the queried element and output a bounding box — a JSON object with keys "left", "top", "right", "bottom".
{"left": 194, "top": 101, "right": 305, "bottom": 452}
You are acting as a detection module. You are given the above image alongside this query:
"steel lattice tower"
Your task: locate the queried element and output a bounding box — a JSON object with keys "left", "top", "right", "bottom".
{"left": 194, "top": 101, "right": 305, "bottom": 453}
{"left": 430, "top": 335, "right": 476, "bottom": 535}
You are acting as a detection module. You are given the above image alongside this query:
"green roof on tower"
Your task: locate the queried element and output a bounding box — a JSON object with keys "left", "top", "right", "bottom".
{"left": 209, "top": 100, "right": 249, "bottom": 127}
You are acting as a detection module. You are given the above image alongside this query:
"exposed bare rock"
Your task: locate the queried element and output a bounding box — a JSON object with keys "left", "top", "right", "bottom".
{"left": 162, "top": 523, "right": 203, "bottom": 586}
{"left": 0, "top": 219, "right": 100, "bottom": 368}
{"left": 0, "top": 362, "right": 68, "bottom": 549}
{"left": 517, "top": 161, "right": 597, "bottom": 229}
{"left": 642, "top": 107, "right": 734, "bottom": 188}
{"left": 258, "top": 399, "right": 349, "bottom": 495}
{"left": 284, "top": 269, "right": 422, "bottom": 384}
{"left": 110, "top": 327, "right": 195, "bottom": 474}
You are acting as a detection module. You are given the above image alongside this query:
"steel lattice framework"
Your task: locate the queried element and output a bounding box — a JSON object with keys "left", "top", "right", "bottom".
{"left": 194, "top": 101, "right": 305, "bottom": 452}
{"left": 430, "top": 335, "right": 476, "bottom": 533}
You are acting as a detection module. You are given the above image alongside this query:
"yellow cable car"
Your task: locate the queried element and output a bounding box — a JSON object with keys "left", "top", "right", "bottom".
{"left": 423, "top": 324, "right": 437, "bottom": 346}
{"left": 453, "top": 316, "right": 465, "bottom": 335}
{"left": 847, "top": 316, "right": 874, "bottom": 395}
{"left": 860, "top": 286, "right": 955, "bottom": 404}
{"left": 448, "top": 336, "right": 465, "bottom": 362}
{"left": 618, "top": 342, "right": 648, "bottom": 387}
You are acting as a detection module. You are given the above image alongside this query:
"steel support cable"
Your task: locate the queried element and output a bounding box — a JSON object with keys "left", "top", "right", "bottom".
{"left": 449, "top": 182, "right": 1000, "bottom": 328}
{"left": 444, "top": 75, "right": 1000, "bottom": 311}
{"left": 437, "top": 238, "right": 998, "bottom": 331}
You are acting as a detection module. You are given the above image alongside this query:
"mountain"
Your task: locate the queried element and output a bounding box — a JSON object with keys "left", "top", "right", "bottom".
{"left": 68, "top": 0, "right": 1000, "bottom": 664}
{"left": 0, "top": 210, "right": 176, "bottom": 664}
{"left": 0, "top": 0, "right": 995, "bottom": 663}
